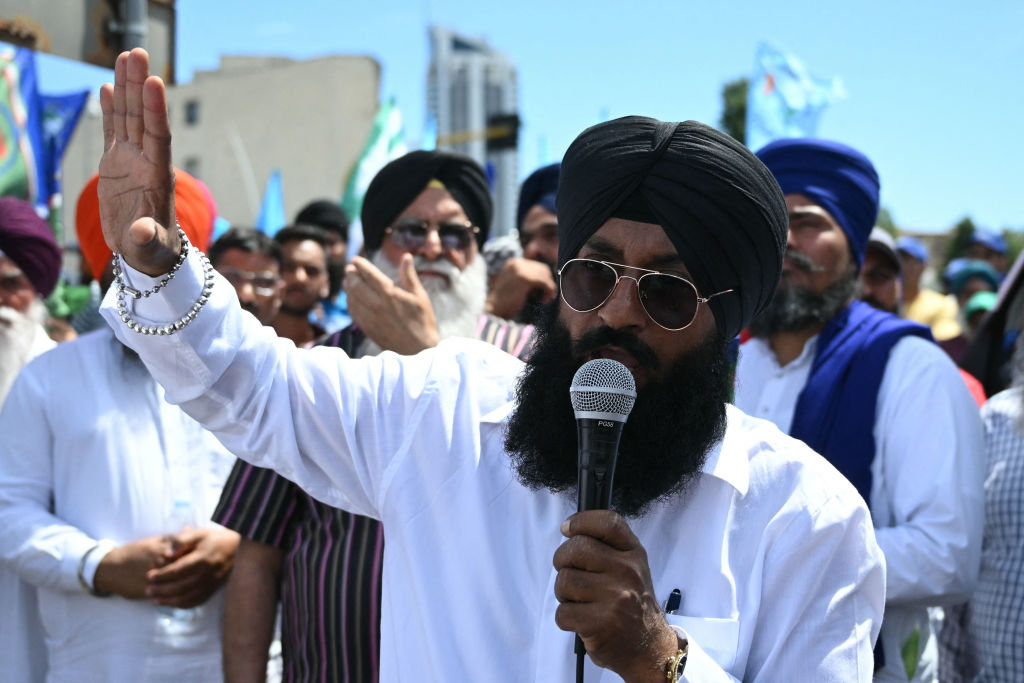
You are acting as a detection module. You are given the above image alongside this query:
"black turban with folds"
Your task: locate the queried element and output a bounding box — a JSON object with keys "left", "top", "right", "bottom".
{"left": 361, "top": 150, "right": 493, "bottom": 252}
{"left": 557, "top": 116, "right": 788, "bottom": 340}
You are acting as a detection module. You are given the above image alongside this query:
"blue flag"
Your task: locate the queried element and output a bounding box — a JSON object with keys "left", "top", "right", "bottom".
{"left": 40, "top": 90, "right": 89, "bottom": 205}
{"left": 256, "top": 169, "right": 285, "bottom": 235}
{"left": 0, "top": 47, "right": 45, "bottom": 207}
{"left": 746, "top": 43, "right": 845, "bottom": 152}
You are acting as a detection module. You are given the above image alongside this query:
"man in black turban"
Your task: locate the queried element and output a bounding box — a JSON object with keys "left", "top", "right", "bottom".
{"left": 486, "top": 163, "right": 561, "bottom": 324}
{"left": 342, "top": 149, "right": 499, "bottom": 354}
{"left": 97, "top": 53, "right": 884, "bottom": 681}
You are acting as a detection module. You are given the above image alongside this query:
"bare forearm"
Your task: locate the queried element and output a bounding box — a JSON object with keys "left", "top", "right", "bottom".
{"left": 222, "top": 540, "right": 283, "bottom": 683}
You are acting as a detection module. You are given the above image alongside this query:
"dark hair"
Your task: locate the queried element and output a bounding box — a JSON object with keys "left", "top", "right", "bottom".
{"left": 274, "top": 223, "right": 333, "bottom": 249}
{"left": 209, "top": 227, "right": 282, "bottom": 267}
{"left": 295, "top": 200, "right": 349, "bottom": 243}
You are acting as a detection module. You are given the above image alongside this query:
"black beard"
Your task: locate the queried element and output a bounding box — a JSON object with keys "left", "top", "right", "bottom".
{"left": 279, "top": 302, "right": 315, "bottom": 317}
{"left": 504, "top": 302, "right": 730, "bottom": 518}
{"left": 860, "top": 295, "right": 898, "bottom": 315}
{"left": 748, "top": 267, "right": 857, "bottom": 337}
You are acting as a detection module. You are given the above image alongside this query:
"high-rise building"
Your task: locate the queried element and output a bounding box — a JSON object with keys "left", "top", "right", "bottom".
{"left": 427, "top": 26, "right": 518, "bottom": 238}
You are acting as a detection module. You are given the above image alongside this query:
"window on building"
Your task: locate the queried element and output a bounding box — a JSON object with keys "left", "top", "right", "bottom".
{"left": 183, "top": 156, "right": 200, "bottom": 179}
{"left": 185, "top": 99, "right": 200, "bottom": 125}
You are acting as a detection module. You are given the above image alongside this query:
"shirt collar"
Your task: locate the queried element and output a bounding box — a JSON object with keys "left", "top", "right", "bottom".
{"left": 697, "top": 404, "right": 749, "bottom": 496}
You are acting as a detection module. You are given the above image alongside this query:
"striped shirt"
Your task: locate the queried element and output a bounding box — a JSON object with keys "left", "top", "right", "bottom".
{"left": 212, "top": 315, "right": 533, "bottom": 682}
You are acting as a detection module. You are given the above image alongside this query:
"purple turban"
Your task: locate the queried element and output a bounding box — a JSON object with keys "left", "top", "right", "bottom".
{"left": 756, "top": 138, "right": 880, "bottom": 267}
{"left": 556, "top": 116, "right": 788, "bottom": 340}
{"left": 0, "top": 197, "right": 61, "bottom": 298}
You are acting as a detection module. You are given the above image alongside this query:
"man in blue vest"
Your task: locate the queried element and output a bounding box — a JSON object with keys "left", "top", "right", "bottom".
{"left": 734, "top": 138, "right": 985, "bottom": 682}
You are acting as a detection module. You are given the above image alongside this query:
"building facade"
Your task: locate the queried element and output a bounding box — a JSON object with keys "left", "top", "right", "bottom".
{"left": 427, "top": 26, "right": 518, "bottom": 238}
{"left": 62, "top": 53, "right": 380, "bottom": 247}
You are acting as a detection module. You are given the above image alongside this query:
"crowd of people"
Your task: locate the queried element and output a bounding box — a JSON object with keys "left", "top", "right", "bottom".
{"left": 0, "top": 47, "right": 1021, "bottom": 681}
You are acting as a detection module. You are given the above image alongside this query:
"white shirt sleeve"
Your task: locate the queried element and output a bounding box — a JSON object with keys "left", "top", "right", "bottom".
{"left": 100, "top": 250, "right": 494, "bottom": 520}
{"left": 0, "top": 366, "right": 100, "bottom": 593}
{"left": 871, "top": 336, "right": 985, "bottom": 606}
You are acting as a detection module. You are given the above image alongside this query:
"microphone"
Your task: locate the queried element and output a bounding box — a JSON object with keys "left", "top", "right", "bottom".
{"left": 568, "top": 359, "right": 636, "bottom": 683}
{"left": 570, "top": 359, "right": 637, "bottom": 512}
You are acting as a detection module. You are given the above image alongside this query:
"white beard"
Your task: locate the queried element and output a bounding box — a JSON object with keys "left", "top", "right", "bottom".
{"left": 359, "top": 251, "right": 487, "bottom": 357}
{"left": 0, "top": 299, "right": 48, "bottom": 406}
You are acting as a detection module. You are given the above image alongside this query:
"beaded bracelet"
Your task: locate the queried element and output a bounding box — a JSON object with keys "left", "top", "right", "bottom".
{"left": 112, "top": 226, "right": 189, "bottom": 300}
{"left": 113, "top": 227, "right": 216, "bottom": 335}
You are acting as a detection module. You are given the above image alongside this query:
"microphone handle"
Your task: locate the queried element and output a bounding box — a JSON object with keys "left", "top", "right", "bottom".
{"left": 576, "top": 418, "right": 624, "bottom": 512}
{"left": 573, "top": 418, "right": 625, "bottom": 682}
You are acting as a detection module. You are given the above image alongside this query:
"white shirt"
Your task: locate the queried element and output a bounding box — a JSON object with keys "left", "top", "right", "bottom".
{"left": 0, "top": 321, "right": 55, "bottom": 683}
{"left": 100, "top": 252, "right": 886, "bottom": 682}
{"left": 0, "top": 328, "right": 235, "bottom": 682}
{"left": 736, "top": 334, "right": 985, "bottom": 682}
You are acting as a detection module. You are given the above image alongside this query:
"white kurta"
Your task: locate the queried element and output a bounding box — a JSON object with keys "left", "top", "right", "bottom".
{"left": 0, "top": 320, "right": 56, "bottom": 682}
{"left": 0, "top": 328, "right": 235, "bottom": 682}
{"left": 736, "top": 334, "right": 985, "bottom": 682}
{"left": 100, "top": 252, "right": 886, "bottom": 682}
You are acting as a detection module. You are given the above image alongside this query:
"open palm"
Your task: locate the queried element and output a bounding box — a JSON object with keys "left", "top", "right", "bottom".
{"left": 98, "top": 49, "right": 179, "bottom": 276}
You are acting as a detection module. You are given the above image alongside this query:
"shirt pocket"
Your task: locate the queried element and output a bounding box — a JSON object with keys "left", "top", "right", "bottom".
{"left": 666, "top": 614, "right": 740, "bottom": 671}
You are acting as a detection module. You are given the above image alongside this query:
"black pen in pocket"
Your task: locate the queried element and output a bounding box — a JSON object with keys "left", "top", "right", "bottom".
{"left": 663, "top": 587, "right": 682, "bottom": 614}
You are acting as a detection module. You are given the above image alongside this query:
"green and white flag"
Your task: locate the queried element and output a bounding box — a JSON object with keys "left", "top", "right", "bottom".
{"left": 341, "top": 97, "right": 407, "bottom": 256}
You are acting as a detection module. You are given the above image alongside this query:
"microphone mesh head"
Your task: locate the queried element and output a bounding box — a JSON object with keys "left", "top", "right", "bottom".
{"left": 569, "top": 359, "right": 637, "bottom": 419}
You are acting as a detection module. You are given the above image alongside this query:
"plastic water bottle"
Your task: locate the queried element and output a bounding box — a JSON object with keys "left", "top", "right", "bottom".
{"left": 156, "top": 499, "right": 204, "bottom": 647}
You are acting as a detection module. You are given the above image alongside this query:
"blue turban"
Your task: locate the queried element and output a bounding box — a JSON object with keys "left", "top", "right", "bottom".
{"left": 756, "top": 138, "right": 880, "bottom": 267}
{"left": 516, "top": 163, "right": 560, "bottom": 228}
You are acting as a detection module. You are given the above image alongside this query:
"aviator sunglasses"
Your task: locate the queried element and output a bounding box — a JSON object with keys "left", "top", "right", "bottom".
{"left": 386, "top": 218, "right": 480, "bottom": 252}
{"left": 557, "top": 258, "right": 734, "bottom": 331}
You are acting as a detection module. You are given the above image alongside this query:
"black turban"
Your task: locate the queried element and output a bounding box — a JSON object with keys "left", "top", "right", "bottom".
{"left": 557, "top": 116, "right": 788, "bottom": 340}
{"left": 0, "top": 197, "right": 61, "bottom": 298}
{"left": 295, "top": 200, "right": 350, "bottom": 241}
{"left": 516, "top": 162, "right": 560, "bottom": 228}
{"left": 361, "top": 150, "right": 493, "bottom": 252}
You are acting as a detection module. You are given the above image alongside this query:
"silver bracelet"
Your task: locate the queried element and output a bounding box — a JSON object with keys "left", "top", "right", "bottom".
{"left": 114, "top": 230, "right": 216, "bottom": 336}
{"left": 112, "top": 226, "right": 189, "bottom": 299}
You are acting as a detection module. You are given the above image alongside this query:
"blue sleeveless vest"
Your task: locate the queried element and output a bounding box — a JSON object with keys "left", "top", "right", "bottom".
{"left": 788, "top": 300, "right": 933, "bottom": 506}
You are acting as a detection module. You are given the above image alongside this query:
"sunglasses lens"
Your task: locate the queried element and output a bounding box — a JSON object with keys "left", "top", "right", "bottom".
{"left": 638, "top": 274, "right": 698, "bottom": 329}
{"left": 438, "top": 223, "right": 473, "bottom": 250}
{"left": 391, "top": 220, "right": 427, "bottom": 250}
{"left": 560, "top": 259, "right": 618, "bottom": 311}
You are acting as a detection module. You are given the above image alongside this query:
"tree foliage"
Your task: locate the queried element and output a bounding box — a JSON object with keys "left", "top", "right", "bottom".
{"left": 943, "top": 216, "right": 977, "bottom": 270}
{"left": 719, "top": 78, "right": 748, "bottom": 145}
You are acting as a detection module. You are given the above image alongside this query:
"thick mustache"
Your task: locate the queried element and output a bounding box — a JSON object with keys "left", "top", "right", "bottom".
{"left": 785, "top": 248, "right": 829, "bottom": 273}
{"left": 573, "top": 326, "right": 660, "bottom": 371}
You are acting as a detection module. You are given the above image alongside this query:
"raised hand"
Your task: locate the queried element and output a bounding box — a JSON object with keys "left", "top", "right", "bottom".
{"left": 553, "top": 510, "right": 681, "bottom": 682}
{"left": 98, "top": 48, "right": 180, "bottom": 276}
{"left": 344, "top": 254, "right": 442, "bottom": 354}
{"left": 485, "top": 257, "right": 557, "bottom": 320}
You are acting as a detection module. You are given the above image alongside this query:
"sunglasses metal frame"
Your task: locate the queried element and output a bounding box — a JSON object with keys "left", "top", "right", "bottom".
{"left": 557, "top": 258, "right": 734, "bottom": 331}
{"left": 385, "top": 218, "right": 479, "bottom": 252}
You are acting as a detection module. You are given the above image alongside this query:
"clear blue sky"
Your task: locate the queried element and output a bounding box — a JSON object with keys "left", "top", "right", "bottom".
{"left": 23, "top": 0, "right": 1024, "bottom": 232}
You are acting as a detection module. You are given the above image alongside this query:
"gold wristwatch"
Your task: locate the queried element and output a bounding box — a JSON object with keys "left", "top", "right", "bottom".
{"left": 665, "top": 641, "right": 688, "bottom": 682}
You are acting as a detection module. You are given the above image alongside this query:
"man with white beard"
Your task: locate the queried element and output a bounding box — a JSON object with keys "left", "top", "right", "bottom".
{"left": 0, "top": 197, "right": 61, "bottom": 681}
{"left": 0, "top": 198, "right": 61, "bottom": 409}
{"left": 213, "top": 150, "right": 533, "bottom": 682}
